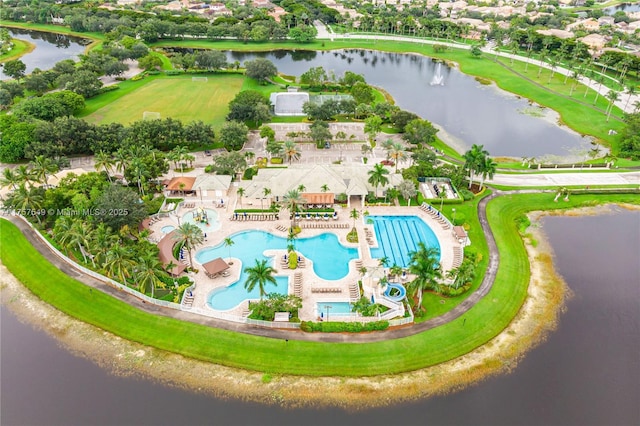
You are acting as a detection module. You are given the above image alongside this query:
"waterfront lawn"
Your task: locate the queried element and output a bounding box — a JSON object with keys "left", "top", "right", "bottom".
{"left": 83, "top": 74, "right": 245, "bottom": 128}
{"left": 2, "top": 193, "right": 639, "bottom": 376}
{"left": 0, "top": 38, "right": 35, "bottom": 62}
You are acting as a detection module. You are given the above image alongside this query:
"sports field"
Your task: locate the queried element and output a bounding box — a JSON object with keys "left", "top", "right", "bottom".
{"left": 85, "top": 75, "right": 244, "bottom": 127}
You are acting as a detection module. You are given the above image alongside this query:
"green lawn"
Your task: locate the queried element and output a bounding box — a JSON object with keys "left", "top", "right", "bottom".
{"left": 0, "top": 38, "right": 35, "bottom": 62}
{"left": 84, "top": 74, "right": 245, "bottom": 127}
{"left": 4, "top": 193, "right": 637, "bottom": 376}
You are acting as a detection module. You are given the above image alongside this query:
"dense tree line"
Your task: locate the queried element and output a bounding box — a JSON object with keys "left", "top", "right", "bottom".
{"left": 2, "top": 1, "right": 319, "bottom": 44}
{"left": 0, "top": 110, "right": 214, "bottom": 163}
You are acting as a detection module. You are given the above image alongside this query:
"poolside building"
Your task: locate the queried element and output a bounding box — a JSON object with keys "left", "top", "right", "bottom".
{"left": 164, "top": 175, "right": 232, "bottom": 200}
{"left": 238, "top": 164, "right": 402, "bottom": 208}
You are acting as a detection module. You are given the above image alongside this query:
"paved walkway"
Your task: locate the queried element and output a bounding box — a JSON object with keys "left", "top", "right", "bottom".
{"left": 490, "top": 171, "right": 640, "bottom": 187}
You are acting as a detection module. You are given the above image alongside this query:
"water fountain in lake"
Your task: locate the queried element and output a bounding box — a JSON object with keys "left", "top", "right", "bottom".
{"left": 430, "top": 62, "right": 444, "bottom": 86}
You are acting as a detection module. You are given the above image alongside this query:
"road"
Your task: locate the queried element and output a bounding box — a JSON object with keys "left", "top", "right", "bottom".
{"left": 489, "top": 170, "right": 640, "bottom": 187}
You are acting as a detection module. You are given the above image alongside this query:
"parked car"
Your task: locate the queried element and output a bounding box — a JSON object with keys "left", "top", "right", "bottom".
{"left": 324, "top": 142, "right": 331, "bottom": 149}
{"left": 204, "top": 150, "right": 212, "bottom": 156}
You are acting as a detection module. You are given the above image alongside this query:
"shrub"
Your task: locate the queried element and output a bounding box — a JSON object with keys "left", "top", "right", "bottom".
{"left": 243, "top": 167, "right": 258, "bottom": 180}
{"left": 270, "top": 157, "right": 284, "bottom": 164}
{"left": 300, "top": 320, "right": 389, "bottom": 332}
{"left": 458, "top": 188, "right": 475, "bottom": 201}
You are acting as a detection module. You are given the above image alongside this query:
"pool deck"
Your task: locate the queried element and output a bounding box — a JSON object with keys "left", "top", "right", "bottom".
{"left": 146, "top": 192, "right": 461, "bottom": 321}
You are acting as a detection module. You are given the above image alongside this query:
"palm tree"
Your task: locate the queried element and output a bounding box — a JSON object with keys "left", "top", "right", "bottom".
{"left": 446, "top": 259, "right": 475, "bottom": 290}
{"left": 90, "top": 222, "right": 116, "bottom": 265}
{"left": 260, "top": 187, "right": 271, "bottom": 211}
{"left": 0, "top": 168, "right": 20, "bottom": 190}
{"left": 349, "top": 208, "right": 360, "bottom": 230}
{"left": 320, "top": 184, "right": 329, "bottom": 193}
{"left": 606, "top": 90, "right": 620, "bottom": 122}
{"left": 113, "top": 148, "right": 130, "bottom": 175}
{"left": 243, "top": 259, "right": 277, "bottom": 300}
{"left": 398, "top": 179, "right": 417, "bottom": 206}
{"left": 407, "top": 242, "right": 442, "bottom": 312}
{"left": 387, "top": 142, "right": 409, "bottom": 173}
{"left": 283, "top": 189, "right": 305, "bottom": 229}
{"left": 94, "top": 151, "right": 115, "bottom": 182}
{"left": 236, "top": 187, "right": 245, "bottom": 208}
{"left": 297, "top": 184, "right": 306, "bottom": 193}
{"left": 173, "top": 222, "right": 204, "bottom": 269}
{"left": 282, "top": 140, "right": 301, "bottom": 164}
{"left": 29, "top": 155, "right": 58, "bottom": 186}
{"left": 624, "top": 85, "right": 636, "bottom": 112}
{"left": 104, "top": 244, "right": 134, "bottom": 284}
{"left": 463, "top": 144, "right": 489, "bottom": 189}
{"left": 223, "top": 237, "right": 235, "bottom": 263}
{"left": 367, "top": 163, "right": 390, "bottom": 198}
{"left": 4, "top": 184, "right": 44, "bottom": 223}
{"left": 129, "top": 157, "right": 147, "bottom": 196}
{"left": 537, "top": 48, "right": 549, "bottom": 79}
{"left": 478, "top": 156, "right": 497, "bottom": 190}
{"left": 68, "top": 219, "right": 94, "bottom": 265}
{"left": 14, "top": 165, "right": 35, "bottom": 188}
{"left": 135, "top": 254, "right": 164, "bottom": 298}
{"left": 244, "top": 151, "right": 255, "bottom": 165}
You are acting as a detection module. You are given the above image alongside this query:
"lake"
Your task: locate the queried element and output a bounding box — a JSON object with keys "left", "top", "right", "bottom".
{"left": 1, "top": 28, "right": 88, "bottom": 80}
{"left": 2, "top": 209, "right": 638, "bottom": 425}
{"left": 224, "top": 49, "right": 591, "bottom": 159}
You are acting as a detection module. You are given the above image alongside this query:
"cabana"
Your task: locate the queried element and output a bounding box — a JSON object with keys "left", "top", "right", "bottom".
{"left": 453, "top": 226, "right": 470, "bottom": 246}
{"left": 165, "top": 177, "right": 196, "bottom": 196}
{"left": 203, "top": 257, "right": 230, "bottom": 278}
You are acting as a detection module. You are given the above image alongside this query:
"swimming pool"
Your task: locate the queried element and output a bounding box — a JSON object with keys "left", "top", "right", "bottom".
{"left": 161, "top": 225, "right": 175, "bottom": 234}
{"left": 182, "top": 208, "right": 221, "bottom": 232}
{"left": 369, "top": 215, "right": 440, "bottom": 268}
{"left": 209, "top": 275, "right": 290, "bottom": 311}
{"left": 197, "top": 230, "right": 359, "bottom": 310}
{"left": 316, "top": 301, "right": 354, "bottom": 318}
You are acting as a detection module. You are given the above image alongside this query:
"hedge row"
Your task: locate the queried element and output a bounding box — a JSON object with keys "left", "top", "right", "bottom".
{"left": 300, "top": 320, "right": 389, "bottom": 333}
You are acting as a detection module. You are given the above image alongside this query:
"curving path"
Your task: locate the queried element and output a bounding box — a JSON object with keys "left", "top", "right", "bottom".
{"left": 2, "top": 191, "right": 500, "bottom": 343}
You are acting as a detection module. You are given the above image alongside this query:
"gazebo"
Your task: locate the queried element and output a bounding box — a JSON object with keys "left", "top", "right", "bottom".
{"left": 203, "top": 257, "right": 230, "bottom": 279}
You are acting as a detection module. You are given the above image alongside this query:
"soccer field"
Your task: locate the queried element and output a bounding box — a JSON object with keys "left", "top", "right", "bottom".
{"left": 85, "top": 75, "right": 245, "bottom": 127}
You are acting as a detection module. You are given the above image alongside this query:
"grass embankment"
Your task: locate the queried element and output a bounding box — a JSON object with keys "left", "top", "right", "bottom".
{"left": 83, "top": 74, "right": 245, "bottom": 127}
{"left": 0, "top": 38, "right": 35, "bottom": 62}
{"left": 4, "top": 193, "right": 637, "bottom": 376}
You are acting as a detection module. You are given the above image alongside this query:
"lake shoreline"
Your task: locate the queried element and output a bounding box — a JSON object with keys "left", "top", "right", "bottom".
{"left": 6, "top": 206, "right": 633, "bottom": 408}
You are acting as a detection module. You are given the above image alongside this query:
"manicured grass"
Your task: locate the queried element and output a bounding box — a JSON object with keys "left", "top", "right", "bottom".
{"left": 4, "top": 193, "right": 636, "bottom": 376}
{"left": 84, "top": 74, "right": 245, "bottom": 127}
{"left": 0, "top": 38, "right": 35, "bottom": 62}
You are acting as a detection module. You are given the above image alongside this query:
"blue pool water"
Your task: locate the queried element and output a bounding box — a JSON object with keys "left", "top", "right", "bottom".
{"left": 182, "top": 208, "right": 221, "bottom": 232}
{"left": 384, "top": 283, "right": 407, "bottom": 302}
{"left": 161, "top": 225, "right": 175, "bottom": 234}
{"left": 369, "top": 215, "right": 440, "bottom": 268}
{"left": 197, "top": 230, "right": 359, "bottom": 310}
{"left": 317, "top": 301, "right": 354, "bottom": 317}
